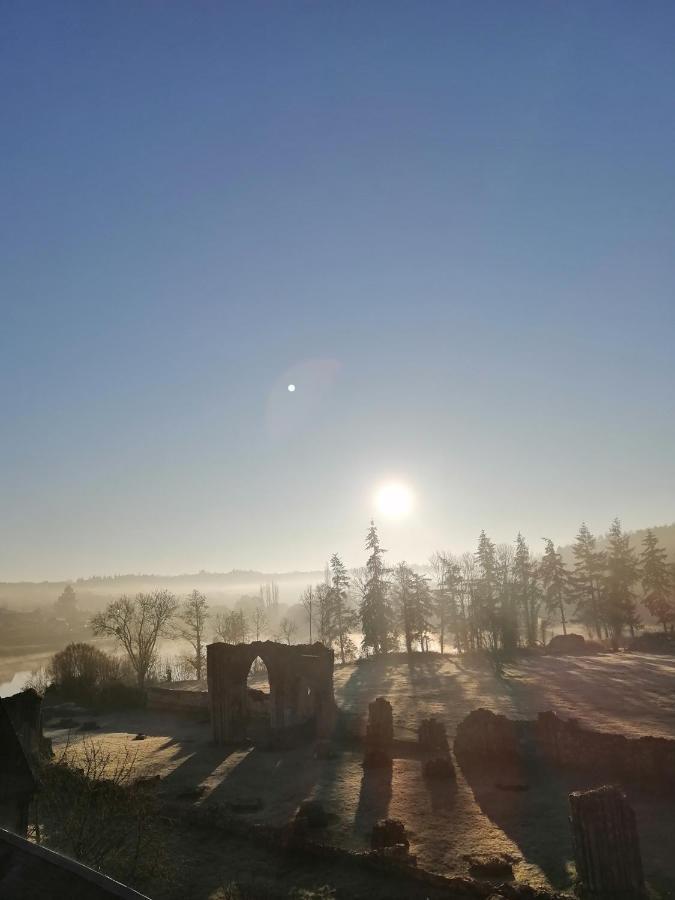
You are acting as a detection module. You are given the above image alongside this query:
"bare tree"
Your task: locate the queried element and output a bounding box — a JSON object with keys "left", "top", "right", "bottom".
{"left": 213, "top": 609, "right": 250, "bottom": 644}
{"left": 279, "top": 616, "right": 297, "bottom": 645}
{"left": 251, "top": 605, "right": 268, "bottom": 641}
{"left": 301, "top": 586, "right": 314, "bottom": 642}
{"left": 177, "top": 589, "right": 209, "bottom": 680}
{"left": 91, "top": 591, "right": 178, "bottom": 690}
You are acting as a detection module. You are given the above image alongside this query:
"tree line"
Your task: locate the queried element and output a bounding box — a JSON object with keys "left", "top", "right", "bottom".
{"left": 88, "top": 518, "right": 675, "bottom": 689}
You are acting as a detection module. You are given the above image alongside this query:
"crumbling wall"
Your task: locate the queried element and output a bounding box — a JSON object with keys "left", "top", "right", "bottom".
{"left": 207, "top": 641, "right": 336, "bottom": 745}
{"left": 453, "top": 707, "right": 675, "bottom": 791}
{"left": 453, "top": 708, "right": 522, "bottom": 767}
{"left": 537, "top": 710, "right": 675, "bottom": 789}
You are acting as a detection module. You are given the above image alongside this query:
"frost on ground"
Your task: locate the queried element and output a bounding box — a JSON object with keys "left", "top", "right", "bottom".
{"left": 45, "top": 652, "right": 675, "bottom": 896}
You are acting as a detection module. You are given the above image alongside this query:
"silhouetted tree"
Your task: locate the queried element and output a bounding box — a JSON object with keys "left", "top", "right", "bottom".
{"left": 91, "top": 591, "right": 178, "bottom": 690}
{"left": 571, "top": 523, "right": 606, "bottom": 639}
{"left": 177, "top": 589, "right": 209, "bottom": 680}
{"left": 513, "top": 534, "right": 537, "bottom": 646}
{"left": 603, "top": 518, "right": 640, "bottom": 649}
{"left": 55, "top": 584, "right": 78, "bottom": 621}
{"left": 300, "top": 586, "right": 314, "bottom": 643}
{"left": 475, "top": 531, "right": 500, "bottom": 649}
{"left": 360, "top": 521, "right": 395, "bottom": 654}
{"left": 251, "top": 605, "right": 268, "bottom": 641}
{"left": 431, "top": 552, "right": 463, "bottom": 653}
{"left": 540, "top": 538, "right": 570, "bottom": 636}
{"left": 329, "top": 553, "right": 357, "bottom": 663}
{"left": 639, "top": 530, "right": 674, "bottom": 632}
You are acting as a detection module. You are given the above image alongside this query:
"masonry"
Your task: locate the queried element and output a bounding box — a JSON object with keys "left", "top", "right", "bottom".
{"left": 207, "top": 640, "right": 336, "bottom": 745}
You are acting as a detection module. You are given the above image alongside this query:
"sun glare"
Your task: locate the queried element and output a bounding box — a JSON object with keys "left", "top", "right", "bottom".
{"left": 375, "top": 482, "right": 414, "bottom": 519}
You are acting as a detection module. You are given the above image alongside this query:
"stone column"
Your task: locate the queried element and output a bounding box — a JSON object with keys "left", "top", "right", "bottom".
{"left": 569, "top": 785, "right": 645, "bottom": 899}
{"left": 363, "top": 697, "right": 393, "bottom": 768}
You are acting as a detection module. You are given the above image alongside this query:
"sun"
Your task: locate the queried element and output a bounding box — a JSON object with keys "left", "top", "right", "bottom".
{"left": 375, "top": 482, "right": 414, "bottom": 519}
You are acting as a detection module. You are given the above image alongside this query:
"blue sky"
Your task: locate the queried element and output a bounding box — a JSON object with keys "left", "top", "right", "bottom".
{"left": 2, "top": 2, "right": 675, "bottom": 580}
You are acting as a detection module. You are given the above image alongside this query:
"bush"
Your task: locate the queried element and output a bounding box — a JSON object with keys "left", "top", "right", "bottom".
{"left": 49, "top": 643, "right": 143, "bottom": 709}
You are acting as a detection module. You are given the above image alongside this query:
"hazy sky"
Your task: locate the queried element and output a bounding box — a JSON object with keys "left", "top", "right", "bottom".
{"left": 2, "top": 2, "right": 675, "bottom": 581}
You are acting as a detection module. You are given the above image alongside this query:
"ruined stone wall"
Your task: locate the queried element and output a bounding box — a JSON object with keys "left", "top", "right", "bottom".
{"left": 537, "top": 710, "right": 675, "bottom": 789}
{"left": 207, "top": 641, "right": 336, "bottom": 744}
{"left": 146, "top": 685, "right": 209, "bottom": 717}
{"left": 453, "top": 707, "right": 675, "bottom": 791}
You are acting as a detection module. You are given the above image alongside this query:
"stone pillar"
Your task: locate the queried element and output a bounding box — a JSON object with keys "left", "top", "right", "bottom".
{"left": 363, "top": 697, "right": 393, "bottom": 768}
{"left": 569, "top": 785, "right": 645, "bottom": 899}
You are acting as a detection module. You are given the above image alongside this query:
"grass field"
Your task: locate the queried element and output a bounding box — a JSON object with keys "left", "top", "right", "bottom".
{"left": 43, "top": 650, "right": 675, "bottom": 898}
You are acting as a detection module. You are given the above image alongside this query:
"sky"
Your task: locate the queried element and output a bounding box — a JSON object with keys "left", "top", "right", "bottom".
{"left": 2, "top": 2, "right": 675, "bottom": 581}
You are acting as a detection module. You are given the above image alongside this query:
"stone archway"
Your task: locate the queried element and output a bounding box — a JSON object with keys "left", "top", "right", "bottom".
{"left": 207, "top": 640, "right": 336, "bottom": 745}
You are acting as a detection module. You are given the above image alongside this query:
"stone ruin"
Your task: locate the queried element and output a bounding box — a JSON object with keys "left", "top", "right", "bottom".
{"left": 207, "top": 640, "right": 336, "bottom": 745}
{"left": 569, "top": 785, "right": 645, "bottom": 899}
{"left": 0, "top": 696, "right": 36, "bottom": 837}
{"left": 418, "top": 717, "right": 455, "bottom": 780}
{"left": 363, "top": 696, "right": 393, "bottom": 768}
{"left": 453, "top": 708, "right": 522, "bottom": 768}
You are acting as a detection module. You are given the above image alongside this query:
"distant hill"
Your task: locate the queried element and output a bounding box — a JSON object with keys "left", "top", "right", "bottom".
{"left": 0, "top": 568, "right": 325, "bottom": 611}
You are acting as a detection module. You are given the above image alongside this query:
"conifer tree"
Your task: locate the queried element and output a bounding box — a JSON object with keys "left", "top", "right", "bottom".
{"left": 475, "top": 531, "right": 499, "bottom": 649}
{"left": 359, "top": 521, "right": 395, "bottom": 654}
{"left": 571, "top": 523, "right": 606, "bottom": 639}
{"left": 329, "top": 552, "right": 357, "bottom": 663}
{"left": 513, "top": 533, "right": 538, "bottom": 646}
{"left": 640, "top": 530, "right": 674, "bottom": 632}
{"left": 431, "top": 553, "right": 463, "bottom": 653}
{"left": 410, "top": 571, "right": 434, "bottom": 651}
{"left": 603, "top": 518, "right": 640, "bottom": 649}
{"left": 540, "top": 539, "right": 569, "bottom": 636}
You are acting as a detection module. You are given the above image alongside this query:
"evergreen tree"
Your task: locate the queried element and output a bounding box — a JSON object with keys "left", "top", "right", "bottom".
{"left": 393, "top": 562, "right": 416, "bottom": 655}
{"left": 540, "top": 539, "right": 569, "bottom": 636}
{"left": 410, "top": 572, "right": 434, "bottom": 651}
{"left": 431, "top": 553, "right": 463, "bottom": 653}
{"left": 513, "top": 534, "right": 538, "bottom": 646}
{"left": 329, "top": 553, "right": 357, "bottom": 663}
{"left": 603, "top": 518, "right": 640, "bottom": 649}
{"left": 475, "top": 531, "right": 499, "bottom": 649}
{"left": 640, "top": 530, "right": 675, "bottom": 632}
{"left": 55, "top": 584, "right": 78, "bottom": 621}
{"left": 359, "top": 521, "right": 395, "bottom": 654}
{"left": 571, "top": 522, "right": 606, "bottom": 639}
{"left": 496, "top": 543, "right": 518, "bottom": 653}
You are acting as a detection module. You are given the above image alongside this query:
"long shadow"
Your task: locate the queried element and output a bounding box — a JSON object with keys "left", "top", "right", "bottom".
{"left": 353, "top": 765, "right": 393, "bottom": 838}
{"left": 459, "top": 753, "right": 575, "bottom": 889}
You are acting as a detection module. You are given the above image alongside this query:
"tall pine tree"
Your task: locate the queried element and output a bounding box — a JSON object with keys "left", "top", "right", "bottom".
{"left": 571, "top": 523, "right": 606, "bottom": 639}
{"left": 640, "top": 529, "right": 674, "bottom": 633}
{"left": 329, "top": 552, "right": 357, "bottom": 663}
{"left": 603, "top": 518, "right": 640, "bottom": 649}
{"left": 360, "top": 522, "right": 395, "bottom": 655}
{"left": 540, "top": 539, "right": 569, "bottom": 636}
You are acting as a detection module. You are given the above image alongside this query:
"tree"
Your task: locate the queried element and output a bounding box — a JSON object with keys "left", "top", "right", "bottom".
{"left": 496, "top": 542, "right": 518, "bottom": 652}
{"left": 513, "top": 534, "right": 537, "bottom": 647}
{"left": 329, "top": 553, "right": 357, "bottom": 664}
{"left": 603, "top": 518, "right": 640, "bottom": 649}
{"left": 410, "top": 571, "right": 433, "bottom": 652}
{"left": 251, "top": 605, "right": 268, "bottom": 641}
{"left": 259, "top": 582, "right": 279, "bottom": 610}
{"left": 213, "top": 609, "right": 250, "bottom": 644}
{"left": 393, "top": 562, "right": 415, "bottom": 655}
{"left": 55, "top": 584, "right": 78, "bottom": 621}
{"left": 475, "top": 531, "right": 500, "bottom": 649}
{"left": 315, "top": 583, "right": 335, "bottom": 647}
{"left": 177, "top": 590, "right": 209, "bottom": 681}
{"left": 301, "top": 586, "right": 314, "bottom": 643}
{"left": 540, "top": 539, "right": 570, "bottom": 636}
{"left": 571, "top": 523, "right": 606, "bottom": 639}
{"left": 359, "top": 521, "right": 395, "bottom": 655}
{"left": 430, "top": 553, "right": 463, "bottom": 654}
{"left": 50, "top": 642, "right": 119, "bottom": 692}
{"left": 91, "top": 591, "right": 178, "bottom": 690}
{"left": 279, "top": 616, "right": 297, "bottom": 645}
{"left": 640, "top": 530, "right": 674, "bottom": 632}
